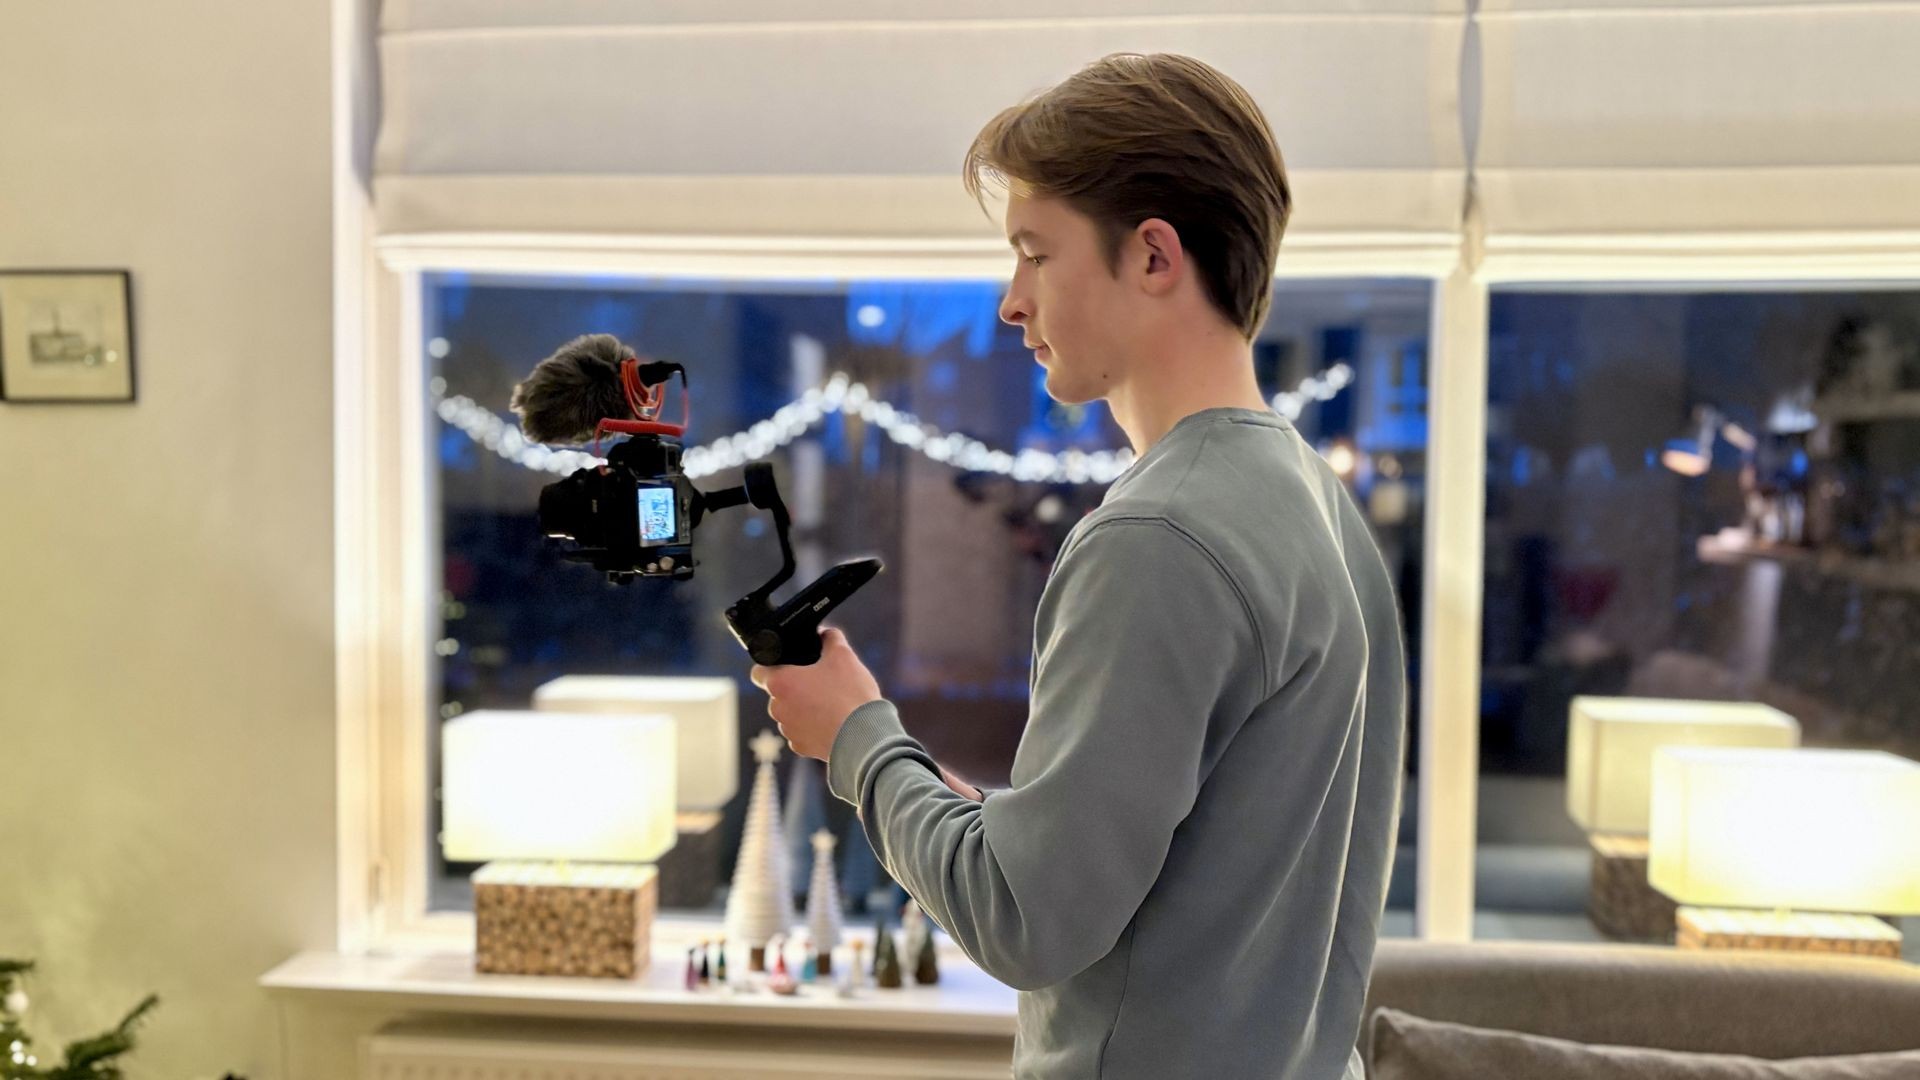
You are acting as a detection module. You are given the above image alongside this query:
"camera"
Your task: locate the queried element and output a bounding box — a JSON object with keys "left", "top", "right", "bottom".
{"left": 537, "top": 429, "right": 697, "bottom": 580}
{"left": 515, "top": 334, "right": 881, "bottom": 666}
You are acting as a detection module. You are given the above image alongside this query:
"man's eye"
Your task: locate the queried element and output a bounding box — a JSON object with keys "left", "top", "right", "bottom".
{"left": 1026, "top": 255, "right": 1045, "bottom": 267}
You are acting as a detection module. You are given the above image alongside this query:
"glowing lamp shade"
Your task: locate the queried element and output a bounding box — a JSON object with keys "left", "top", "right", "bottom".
{"left": 1649, "top": 747, "right": 1920, "bottom": 915}
{"left": 1567, "top": 697, "right": 1799, "bottom": 835}
{"left": 533, "top": 675, "right": 738, "bottom": 813}
{"left": 441, "top": 710, "right": 676, "bottom": 864}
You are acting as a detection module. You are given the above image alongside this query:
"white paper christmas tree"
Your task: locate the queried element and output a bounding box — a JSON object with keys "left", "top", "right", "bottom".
{"left": 725, "top": 729, "right": 794, "bottom": 964}
{"left": 806, "top": 828, "right": 844, "bottom": 967}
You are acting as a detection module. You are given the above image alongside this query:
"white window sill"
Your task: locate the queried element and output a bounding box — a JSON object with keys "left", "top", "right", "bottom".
{"left": 259, "top": 944, "right": 1017, "bottom": 1038}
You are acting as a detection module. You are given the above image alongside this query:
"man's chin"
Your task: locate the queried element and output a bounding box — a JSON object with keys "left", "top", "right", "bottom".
{"left": 1041, "top": 368, "right": 1101, "bottom": 407}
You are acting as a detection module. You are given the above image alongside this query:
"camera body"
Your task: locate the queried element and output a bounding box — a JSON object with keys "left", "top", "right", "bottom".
{"left": 538, "top": 432, "right": 698, "bottom": 580}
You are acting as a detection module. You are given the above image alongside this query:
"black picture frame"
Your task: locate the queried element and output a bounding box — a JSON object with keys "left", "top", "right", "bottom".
{"left": 0, "top": 269, "right": 137, "bottom": 404}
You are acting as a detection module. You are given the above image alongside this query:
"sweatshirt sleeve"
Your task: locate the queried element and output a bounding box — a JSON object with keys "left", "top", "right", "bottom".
{"left": 826, "top": 517, "right": 1268, "bottom": 990}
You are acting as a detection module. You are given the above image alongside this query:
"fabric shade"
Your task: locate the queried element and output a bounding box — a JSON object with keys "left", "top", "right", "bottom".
{"left": 1475, "top": 0, "right": 1920, "bottom": 267}
{"left": 441, "top": 709, "right": 677, "bottom": 864}
{"left": 1566, "top": 696, "right": 1800, "bottom": 837}
{"left": 1649, "top": 747, "right": 1920, "bottom": 915}
{"left": 373, "top": 1, "right": 1920, "bottom": 280}
{"left": 533, "top": 674, "right": 739, "bottom": 813}
{"left": 374, "top": 0, "right": 1469, "bottom": 270}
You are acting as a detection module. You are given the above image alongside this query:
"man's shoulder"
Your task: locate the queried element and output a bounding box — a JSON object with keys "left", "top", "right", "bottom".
{"left": 1063, "top": 432, "right": 1351, "bottom": 600}
{"left": 1060, "top": 507, "right": 1201, "bottom": 562}
{"left": 1111, "top": 414, "right": 1320, "bottom": 510}
{"left": 1050, "top": 511, "right": 1250, "bottom": 611}
{"left": 1046, "top": 497, "right": 1274, "bottom": 696}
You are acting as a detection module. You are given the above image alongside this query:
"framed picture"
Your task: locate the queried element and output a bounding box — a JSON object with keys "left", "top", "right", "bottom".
{"left": 0, "top": 270, "right": 136, "bottom": 403}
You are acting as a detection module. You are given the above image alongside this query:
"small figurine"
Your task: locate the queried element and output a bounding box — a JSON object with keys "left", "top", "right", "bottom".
{"left": 847, "top": 940, "right": 868, "bottom": 994}
{"left": 767, "top": 935, "right": 798, "bottom": 995}
{"left": 873, "top": 916, "right": 904, "bottom": 989}
{"left": 790, "top": 929, "right": 816, "bottom": 984}
{"left": 698, "top": 939, "right": 713, "bottom": 984}
{"left": 914, "top": 928, "right": 940, "bottom": 985}
{"left": 832, "top": 946, "right": 855, "bottom": 997}
{"left": 714, "top": 937, "right": 729, "bottom": 984}
{"left": 683, "top": 946, "right": 700, "bottom": 991}
{"left": 902, "top": 899, "right": 940, "bottom": 984}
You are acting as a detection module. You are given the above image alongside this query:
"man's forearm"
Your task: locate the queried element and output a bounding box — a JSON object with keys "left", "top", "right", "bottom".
{"left": 854, "top": 765, "right": 976, "bottom": 824}
{"left": 938, "top": 763, "right": 984, "bottom": 802}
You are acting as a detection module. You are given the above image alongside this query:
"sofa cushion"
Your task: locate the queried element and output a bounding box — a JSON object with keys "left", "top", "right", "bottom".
{"left": 1364, "top": 941, "right": 1920, "bottom": 1059}
{"left": 1370, "top": 1009, "right": 1920, "bottom": 1080}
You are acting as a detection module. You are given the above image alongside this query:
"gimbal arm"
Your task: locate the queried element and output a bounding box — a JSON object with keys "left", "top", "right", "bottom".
{"left": 692, "top": 462, "right": 797, "bottom": 602}
{"left": 694, "top": 462, "right": 881, "bottom": 666}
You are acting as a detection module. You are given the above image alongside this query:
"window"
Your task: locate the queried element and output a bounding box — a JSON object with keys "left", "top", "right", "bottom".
{"left": 420, "top": 272, "right": 1431, "bottom": 920}
{"left": 1476, "top": 287, "right": 1920, "bottom": 939}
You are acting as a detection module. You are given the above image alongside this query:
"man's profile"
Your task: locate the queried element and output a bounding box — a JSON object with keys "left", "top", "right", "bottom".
{"left": 755, "top": 52, "right": 1407, "bottom": 1080}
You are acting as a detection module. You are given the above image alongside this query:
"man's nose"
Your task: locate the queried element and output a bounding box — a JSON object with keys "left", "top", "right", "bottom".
{"left": 999, "top": 288, "right": 1029, "bottom": 327}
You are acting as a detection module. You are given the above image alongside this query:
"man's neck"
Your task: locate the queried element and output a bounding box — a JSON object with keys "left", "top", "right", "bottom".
{"left": 1105, "top": 330, "right": 1270, "bottom": 456}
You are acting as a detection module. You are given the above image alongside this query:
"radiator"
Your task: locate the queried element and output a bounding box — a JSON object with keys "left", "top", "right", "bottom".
{"left": 361, "top": 1027, "right": 1013, "bottom": 1080}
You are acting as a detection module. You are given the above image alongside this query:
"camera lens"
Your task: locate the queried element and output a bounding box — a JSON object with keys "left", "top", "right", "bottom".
{"left": 537, "top": 471, "right": 595, "bottom": 542}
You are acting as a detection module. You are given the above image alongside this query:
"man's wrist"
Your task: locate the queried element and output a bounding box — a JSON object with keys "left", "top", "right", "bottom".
{"left": 826, "top": 698, "right": 903, "bottom": 804}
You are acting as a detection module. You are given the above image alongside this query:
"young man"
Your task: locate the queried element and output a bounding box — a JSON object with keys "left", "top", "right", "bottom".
{"left": 754, "top": 53, "right": 1406, "bottom": 1080}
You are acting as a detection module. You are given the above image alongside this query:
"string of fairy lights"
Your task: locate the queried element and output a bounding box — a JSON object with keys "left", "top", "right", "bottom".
{"left": 432, "top": 361, "right": 1353, "bottom": 486}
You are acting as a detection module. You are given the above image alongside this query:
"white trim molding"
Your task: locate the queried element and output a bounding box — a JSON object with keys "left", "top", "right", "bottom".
{"left": 1480, "top": 230, "right": 1920, "bottom": 285}
{"left": 374, "top": 227, "right": 1466, "bottom": 282}
{"left": 363, "top": 1030, "right": 1014, "bottom": 1080}
{"left": 332, "top": 0, "right": 381, "bottom": 954}
{"left": 1415, "top": 263, "right": 1489, "bottom": 942}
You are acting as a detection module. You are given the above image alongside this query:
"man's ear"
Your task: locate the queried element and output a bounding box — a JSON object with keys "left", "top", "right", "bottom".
{"left": 1134, "top": 217, "right": 1183, "bottom": 298}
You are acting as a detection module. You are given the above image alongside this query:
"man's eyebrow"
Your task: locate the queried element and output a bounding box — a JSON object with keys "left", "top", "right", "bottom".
{"left": 1007, "top": 228, "right": 1040, "bottom": 249}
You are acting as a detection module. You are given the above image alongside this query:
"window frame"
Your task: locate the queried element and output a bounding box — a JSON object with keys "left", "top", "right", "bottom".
{"left": 1450, "top": 257, "right": 1920, "bottom": 939}
{"left": 338, "top": 234, "right": 1468, "bottom": 951}
{"left": 337, "top": 221, "right": 1920, "bottom": 954}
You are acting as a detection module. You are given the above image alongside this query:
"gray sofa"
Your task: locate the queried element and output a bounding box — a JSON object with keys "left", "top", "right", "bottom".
{"left": 1363, "top": 940, "right": 1920, "bottom": 1064}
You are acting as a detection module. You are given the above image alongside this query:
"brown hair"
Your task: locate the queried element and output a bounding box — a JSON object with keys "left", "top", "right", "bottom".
{"left": 964, "top": 53, "right": 1292, "bottom": 341}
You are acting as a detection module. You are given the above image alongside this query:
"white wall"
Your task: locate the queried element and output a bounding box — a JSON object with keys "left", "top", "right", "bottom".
{"left": 0, "top": 3, "right": 336, "bottom": 1077}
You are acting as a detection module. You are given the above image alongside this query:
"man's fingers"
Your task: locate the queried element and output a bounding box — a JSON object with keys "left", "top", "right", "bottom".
{"left": 750, "top": 665, "right": 771, "bottom": 691}
{"left": 820, "top": 626, "right": 847, "bottom": 649}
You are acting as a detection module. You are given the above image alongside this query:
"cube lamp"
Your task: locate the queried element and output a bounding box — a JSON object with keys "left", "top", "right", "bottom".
{"left": 442, "top": 709, "right": 676, "bottom": 977}
{"left": 533, "top": 675, "right": 738, "bottom": 812}
{"left": 1568, "top": 696, "right": 1800, "bottom": 836}
{"left": 1651, "top": 747, "right": 1920, "bottom": 960}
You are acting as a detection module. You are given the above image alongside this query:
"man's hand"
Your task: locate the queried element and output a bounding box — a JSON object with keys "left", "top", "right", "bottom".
{"left": 750, "top": 626, "right": 883, "bottom": 761}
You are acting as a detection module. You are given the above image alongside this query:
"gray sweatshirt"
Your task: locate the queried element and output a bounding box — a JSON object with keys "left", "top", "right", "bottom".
{"left": 828, "top": 406, "right": 1406, "bottom": 1080}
